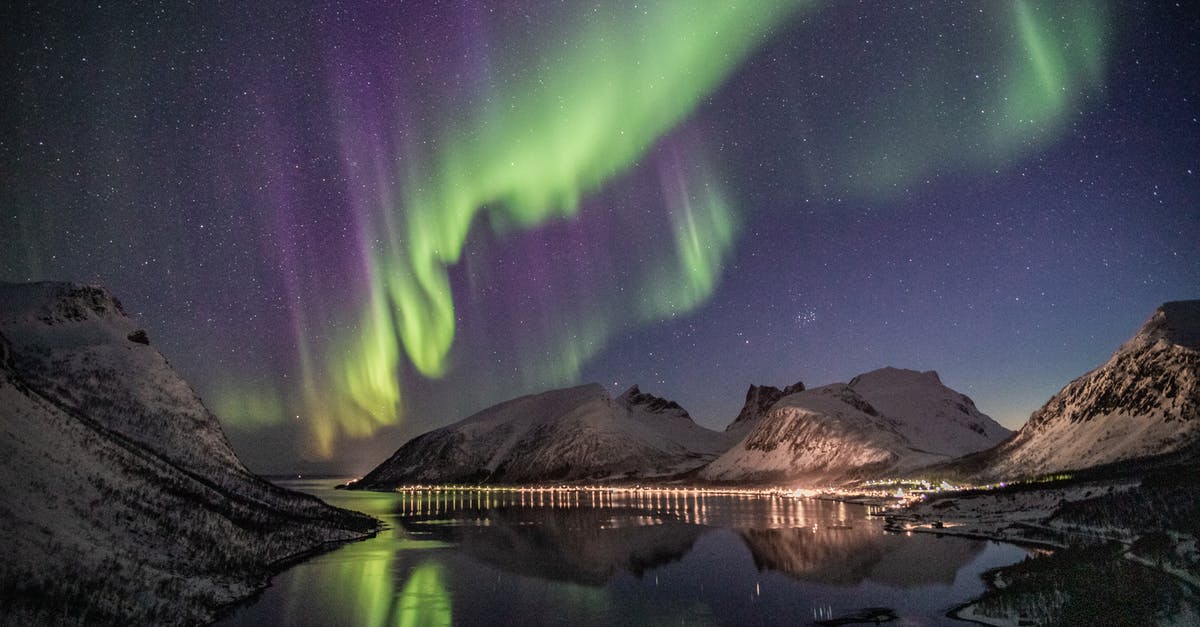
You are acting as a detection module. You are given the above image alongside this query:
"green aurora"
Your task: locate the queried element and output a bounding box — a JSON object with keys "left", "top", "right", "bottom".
{"left": 288, "top": 0, "right": 812, "bottom": 456}
{"left": 213, "top": 0, "right": 1111, "bottom": 459}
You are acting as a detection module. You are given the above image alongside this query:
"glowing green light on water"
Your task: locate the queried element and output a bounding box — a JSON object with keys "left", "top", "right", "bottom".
{"left": 355, "top": 555, "right": 395, "bottom": 627}
{"left": 396, "top": 562, "right": 452, "bottom": 627}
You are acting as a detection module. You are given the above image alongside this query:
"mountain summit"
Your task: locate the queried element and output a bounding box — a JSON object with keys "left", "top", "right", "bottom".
{"left": 699, "top": 367, "right": 1009, "bottom": 484}
{"left": 975, "top": 300, "right": 1200, "bottom": 480}
{"left": 351, "top": 383, "right": 726, "bottom": 488}
{"left": 726, "top": 380, "right": 806, "bottom": 434}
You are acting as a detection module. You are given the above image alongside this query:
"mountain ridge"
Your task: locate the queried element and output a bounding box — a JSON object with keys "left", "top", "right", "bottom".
{"left": 351, "top": 382, "right": 727, "bottom": 488}
{"left": 698, "top": 367, "right": 1010, "bottom": 484}
{"left": 0, "top": 281, "right": 378, "bottom": 625}
{"left": 726, "top": 380, "right": 806, "bottom": 434}
{"left": 956, "top": 300, "right": 1200, "bottom": 481}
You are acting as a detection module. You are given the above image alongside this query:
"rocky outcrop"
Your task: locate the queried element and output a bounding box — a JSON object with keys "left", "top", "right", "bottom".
{"left": 727, "top": 380, "right": 805, "bottom": 432}
{"left": 617, "top": 384, "right": 690, "bottom": 418}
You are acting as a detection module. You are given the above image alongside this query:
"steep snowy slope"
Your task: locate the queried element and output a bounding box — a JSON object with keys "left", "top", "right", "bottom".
{"left": 350, "top": 383, "right": 726, "bottom": 488}
{"left": 975, "top": 300, "right": 1200, "bottom": 480}
{"left": 700, "top": 368, "right": 1009, "bottom": 484}
{"left": 0, "top": 282, "right": 378, "bottom": 625}
{"left": 0, "top": 282, "right": 243, "bottom": 479}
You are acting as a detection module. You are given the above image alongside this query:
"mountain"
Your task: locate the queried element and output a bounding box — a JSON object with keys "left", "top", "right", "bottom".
{"left": 349, "top": 383, "right": 726, "bottom": 488}
{"left": 725, "top": 380, "right": 806, "bottom": 435}
{"left": 699, "top": 367, "right": 1009, "bottom": 484}
{"left": 967, "top": 300, "right": 1200, "bottom": 481}
{"left": 0, "top": 282, "right": 378, "bottom": 625}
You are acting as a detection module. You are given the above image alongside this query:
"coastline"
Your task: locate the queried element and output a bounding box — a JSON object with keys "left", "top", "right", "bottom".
{"left": 211, "top": 523, "right": 383, "bottom": 624}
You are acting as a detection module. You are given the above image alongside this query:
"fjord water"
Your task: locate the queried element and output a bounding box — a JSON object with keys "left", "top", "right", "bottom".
{"left": 219, "top": 480, "right": 1027, "bottom": 626}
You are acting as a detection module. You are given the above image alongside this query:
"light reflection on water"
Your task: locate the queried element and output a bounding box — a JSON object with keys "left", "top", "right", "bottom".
{"left": 218, "top": 480, "right": 1028, "bottom": 626}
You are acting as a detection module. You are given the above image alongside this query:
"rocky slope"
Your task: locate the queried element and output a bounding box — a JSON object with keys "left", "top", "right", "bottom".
{"left": 699, "top": 367, "right": 1009, "bottom": 484}
{"left": 0, "top": 282, "right": 378, "bottom": 625}
{"left": 725, "top": 380, "right": 806, "bottom": 436}
{"left": 968, "top": 300, "right": 1200, "bottom": 481}
{"left": 349, "top": 383, "right": 726, "bottom": 488}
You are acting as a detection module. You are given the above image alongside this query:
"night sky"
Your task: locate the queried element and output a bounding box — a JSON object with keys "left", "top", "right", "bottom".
{"left": 3, "top": 1, "right": 1197, "bottom": 474}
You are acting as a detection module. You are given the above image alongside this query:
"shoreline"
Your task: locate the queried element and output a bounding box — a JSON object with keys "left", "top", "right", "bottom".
{"left": 209, "top": 505, "right": 384, "bottom": 624}
{"left": 877, "top": 483, "right": 1200, "bottom": 625}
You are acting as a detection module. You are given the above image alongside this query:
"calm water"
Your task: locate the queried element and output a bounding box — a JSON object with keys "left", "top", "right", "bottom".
{"left": 219, "top": 479, "right": 1028, "bottom": 626}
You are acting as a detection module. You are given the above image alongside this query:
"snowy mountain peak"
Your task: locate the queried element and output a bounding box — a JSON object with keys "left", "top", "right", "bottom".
{"left": 1127, "top": 300, "right": 1200, "bottom": 351}
{"left": 460, "top": 382, "right": 608, "bottom": 429}
{"left": 353, "top": 382, "right": 724, "bottom": 487}
{"left": 726, "top": 379, "right": 805, "bottom": 432}
{"left": 846, "top": 366, "right": 1007, "bottom": 454}
{"left": 617, "top": 384, "right": 691, "bottom": 419}
{"left": 848, "top": 367, "right": 942, "bottom": 389}
{"left": 701, "top": 367, "right": 1008, "bottom": 484}
{"left": 978, "top": 300, "right": 1200, "bottom": 480}
{"left": 0, "top": 281, "right": 128, "bottom": 326}
{"left": 781, "top": 380, "right": 807, "bottom": 396}
{"left": 0, "top": 280, "right": 244, "bottom": 477}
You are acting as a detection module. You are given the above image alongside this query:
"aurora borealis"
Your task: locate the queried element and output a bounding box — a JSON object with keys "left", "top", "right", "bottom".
{"left": 3, "top": 1, "right": 1197, "bottom": 472}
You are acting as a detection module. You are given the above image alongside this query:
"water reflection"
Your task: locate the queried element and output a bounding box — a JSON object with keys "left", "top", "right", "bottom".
{"left": 392, "top": 487, "right": 888, "bottom": 530}
{"left": 740, "top": 527, "right": 985, "bottom": 586}
{"left": 394, "top": 489, "right": 986, "bottom": 589}
{"left": 398, "top": 500, "right": 703, "bottom": 585}
{"left": 219, "top": 483, "right": 1027, "bottom": 626}
{"left": 396, "top": 562, "right": 451, "bottom": 627}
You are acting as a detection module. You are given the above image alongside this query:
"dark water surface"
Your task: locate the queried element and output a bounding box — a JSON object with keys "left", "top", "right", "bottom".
{"left": 218, "top": 479, "right": 1028, "bottom": 626}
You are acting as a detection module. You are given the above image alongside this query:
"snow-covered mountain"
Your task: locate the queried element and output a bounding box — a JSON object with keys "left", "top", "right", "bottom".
{"left": 725, "top": 380, "right": 806, "bottom": 436}
{"left": 971, "top": 300, "right": 1200, "bottom": 480}
{"left": 0, "top": 282, "right": 377, "bottom": 625}
{"left": 699, "top": 367, "right": 1009, "bottom": 484}
{"left": 350, "top": 383, "right": 726, "bottom": 488}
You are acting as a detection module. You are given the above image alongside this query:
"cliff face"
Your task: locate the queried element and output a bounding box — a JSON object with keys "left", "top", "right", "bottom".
{"left": 0, "top": 282, "right": 378, "bottom": 625}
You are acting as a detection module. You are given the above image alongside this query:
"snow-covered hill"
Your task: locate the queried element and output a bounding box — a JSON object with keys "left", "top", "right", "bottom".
{"left": 350, "top": 383, "right": 726, "bottom": 488}
{"left": 699, "top": 367, "right": 1009, "bottom": 484}
{"left": 849, "top": 368, "right": 1010, "bottom": 457}
{"left": 0, "top": 282, "right": 378, "bottom": 625}
{"left": 973, "top": 300, "right": 1200, "bottom": 480}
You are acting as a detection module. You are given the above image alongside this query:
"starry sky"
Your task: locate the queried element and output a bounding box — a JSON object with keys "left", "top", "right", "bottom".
{"left": 3, "top": 1, "right": 1197, "bottom": 474}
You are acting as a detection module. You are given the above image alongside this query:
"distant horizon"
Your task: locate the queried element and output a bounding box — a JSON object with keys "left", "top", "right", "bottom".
{"left": 238, "top": 314, "right": 1145, "bottom": 477}
{"left": 5, "top": 1, "right": 1196, "bottom": 474}
{"left": 206, "top": 291, "right": 1191, "bottom": 476}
